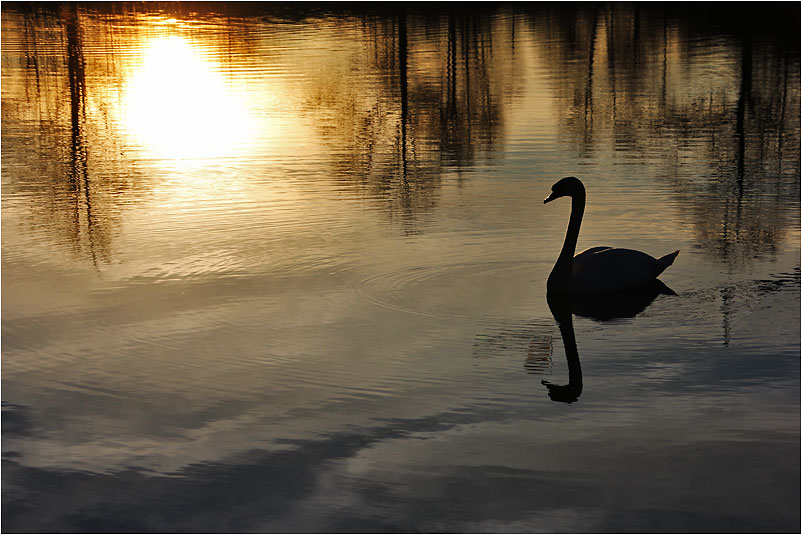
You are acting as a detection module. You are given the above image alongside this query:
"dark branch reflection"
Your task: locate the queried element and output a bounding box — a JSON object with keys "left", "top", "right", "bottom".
{"left": 2, "top": 3, "right": 798, "bottom": 258}
{"left": 64, "top": 4, "right": 103, "bottom": 268}
{"left": 529, "top": 3, "right": 800, "bottom": 264}
{"left": 301, "top": 6, "right": 520, "bottom": 234}
{"left": 3, "top": 4, "right": 137, "bottom": 266}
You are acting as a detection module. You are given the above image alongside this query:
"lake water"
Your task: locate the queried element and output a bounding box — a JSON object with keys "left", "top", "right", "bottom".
{"left": 2, "top": 3, "right": 800, "bottom": 533}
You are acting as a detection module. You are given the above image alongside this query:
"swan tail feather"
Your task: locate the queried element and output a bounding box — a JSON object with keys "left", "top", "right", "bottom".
{"left": 655, "top": 250, "right": 679, "bottom": 276}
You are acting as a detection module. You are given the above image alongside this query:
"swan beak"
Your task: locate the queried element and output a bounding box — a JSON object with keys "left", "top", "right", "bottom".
{"left": 543, "top": 192, "right": 560, "bottom": 204}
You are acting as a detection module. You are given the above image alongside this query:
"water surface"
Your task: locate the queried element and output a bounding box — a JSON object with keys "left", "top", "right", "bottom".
{"left": 2, "top": 3, "right": 800, "bottom": 532}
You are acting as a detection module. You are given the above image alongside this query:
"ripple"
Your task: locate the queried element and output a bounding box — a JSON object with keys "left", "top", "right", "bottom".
{"left": 356, "top": 261, "right": 545, "bottom": 326}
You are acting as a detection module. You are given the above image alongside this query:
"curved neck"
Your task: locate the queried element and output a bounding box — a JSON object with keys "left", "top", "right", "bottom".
{"left": 556, "top": 191, "right": 585, "bottom": 266}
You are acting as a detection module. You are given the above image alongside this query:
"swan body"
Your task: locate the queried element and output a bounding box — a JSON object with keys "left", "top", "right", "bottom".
{"left": 544, "top": 176, "right": 678, "bottom": 294}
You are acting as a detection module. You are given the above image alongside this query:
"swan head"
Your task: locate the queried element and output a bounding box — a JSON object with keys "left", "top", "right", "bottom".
{"left": 544, "top": 176, "right": 585, "bottom": 204}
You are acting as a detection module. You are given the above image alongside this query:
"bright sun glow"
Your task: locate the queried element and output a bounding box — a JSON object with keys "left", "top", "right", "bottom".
{"left": 124, "top": 36, "right": 255, "bottom": 161}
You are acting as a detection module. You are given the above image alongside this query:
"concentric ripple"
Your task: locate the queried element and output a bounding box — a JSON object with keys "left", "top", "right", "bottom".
{"left": 356, "top": 260, "right": 547, "bottom": 326}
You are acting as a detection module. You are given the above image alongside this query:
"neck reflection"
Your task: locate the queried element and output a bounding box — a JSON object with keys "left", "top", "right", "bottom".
{"left": 543, "top": 281, "right": 676, "bottom": 403}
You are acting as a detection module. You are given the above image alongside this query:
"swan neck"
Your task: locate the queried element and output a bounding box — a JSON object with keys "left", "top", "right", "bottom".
{"left": 558, "top": 192, "right": 585, "bottom": 262}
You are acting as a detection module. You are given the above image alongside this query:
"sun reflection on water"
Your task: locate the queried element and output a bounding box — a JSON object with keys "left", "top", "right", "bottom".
{"left": 124, "top": 35, "right": 255, "bottom": 162}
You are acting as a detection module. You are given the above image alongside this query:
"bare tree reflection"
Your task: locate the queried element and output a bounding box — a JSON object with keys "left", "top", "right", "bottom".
{"left": 3, "top": 3, "right": 797, "bottom": 257}
{"left": 301, "top": 6, "right": 520, "bottom": 234}
{"left": 64, "top": 3, "right": 107, "bottom": 268}
{"left": 530, "top": 3, "right": 800, "bottom": 265}
{"left": 3, "top": 5, "right": 133, "bottom": 266}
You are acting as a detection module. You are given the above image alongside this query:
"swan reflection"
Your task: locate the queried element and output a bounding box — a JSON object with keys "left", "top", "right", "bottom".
{"left": 542, "top": 281, "right": 676, "bottom": 403}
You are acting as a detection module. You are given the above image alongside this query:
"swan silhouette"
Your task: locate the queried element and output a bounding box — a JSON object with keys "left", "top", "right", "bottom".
{"left": 544, "top": 176, "right": 679, "bottom": 295}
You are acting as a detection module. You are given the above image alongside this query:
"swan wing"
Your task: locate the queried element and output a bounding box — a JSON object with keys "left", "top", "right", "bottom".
{"left": 572, "top": 248, "right": 662, "bottom": 292}
{"left": 575, "top": 246, "right": 614, "bottom": 259}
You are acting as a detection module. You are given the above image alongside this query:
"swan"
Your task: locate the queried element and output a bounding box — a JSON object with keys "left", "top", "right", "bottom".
{"left": 544, "top": 176, "right": 678, "bottom": 294}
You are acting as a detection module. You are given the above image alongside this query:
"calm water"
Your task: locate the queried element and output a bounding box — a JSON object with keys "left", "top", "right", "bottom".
{"left": 2, "top": 3, "right": 800, "bottom": 533}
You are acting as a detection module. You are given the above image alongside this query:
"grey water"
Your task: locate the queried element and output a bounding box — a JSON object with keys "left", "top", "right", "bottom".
{"left": 1, "top": 3, "right": 800, "bottom": 533}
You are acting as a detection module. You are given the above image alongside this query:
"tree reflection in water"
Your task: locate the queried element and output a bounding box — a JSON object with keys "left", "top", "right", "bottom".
{"left": 2, "top": 3, "right": 798, "bottom": 257}
{"left": 302, "top": 6, "right": 519, "bottom": 234}
{"left": 5, "top": 4, "right": 134, "bottom": 266}
{"left": 530, "top": 3, "right": 800, "bottom": 264}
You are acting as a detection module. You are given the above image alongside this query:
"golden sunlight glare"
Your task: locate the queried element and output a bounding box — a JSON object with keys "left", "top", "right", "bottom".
{"left": 124, "top": 36, "right": 254, "bottom": 161}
